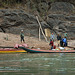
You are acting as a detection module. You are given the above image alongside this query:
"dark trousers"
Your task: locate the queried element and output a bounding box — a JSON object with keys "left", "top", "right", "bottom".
{"left": 21, "top": 37, "right": 25, "bottom": 42}
{"left": 64, "top": 42, "right": 67, "bottom": 47}
{"left": 51, "top": 46, "right": 53, "bottom": 50}
{"left": 60, "top": 40, "right": 63, "bottom": 47}
{"left": 60, "top": 40, "right": 67, "bottom": 47}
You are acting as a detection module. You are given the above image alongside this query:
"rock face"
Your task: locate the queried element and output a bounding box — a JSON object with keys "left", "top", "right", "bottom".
{"left": 0, "top": 9, "right": 39, "bottom": 37}
{"left": 47, "top": 14, "right": 75, "bottom": 39}
{"left": 50, "top": 2, "right": 74, "bottom": 13}
{"left": 47, "top": 2, "right": 75, "bottom": 39}
{"left": 0, "top": 2, "right": 75, "bottom": 39}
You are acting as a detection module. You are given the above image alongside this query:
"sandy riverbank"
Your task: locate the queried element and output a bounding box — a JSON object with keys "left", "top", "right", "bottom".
{"left": 0, "top": 32, "right": 50, "bottom": 49}
{"left": 0, "top": 32, "right": 74, "bottom": 50}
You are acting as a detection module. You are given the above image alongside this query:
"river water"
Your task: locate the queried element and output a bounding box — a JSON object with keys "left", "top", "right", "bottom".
{"left": 0, "top": 53, "right": 75, "bottom": 75}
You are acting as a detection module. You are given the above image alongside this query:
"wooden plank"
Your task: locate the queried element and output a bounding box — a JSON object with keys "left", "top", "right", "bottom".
{"left": 44, "top": 28, "right": 51, "bottom": 37}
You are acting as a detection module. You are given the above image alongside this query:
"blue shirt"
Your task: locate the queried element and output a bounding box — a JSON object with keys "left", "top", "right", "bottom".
{"left": 62, "top": 38, "right": 67, "bottom": 43}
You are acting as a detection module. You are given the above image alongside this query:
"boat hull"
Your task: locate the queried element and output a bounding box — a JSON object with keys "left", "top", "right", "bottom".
{"left": 19, "top": 47, "right": 75, "bottom": 53}
{"left": 0, "top": 48, "right": 26, "bottom": 53}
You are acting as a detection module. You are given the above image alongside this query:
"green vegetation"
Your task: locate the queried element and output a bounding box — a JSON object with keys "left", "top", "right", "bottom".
{"left": 0, "top": 0, "right": 24, "bottom": 8}
{"left": 50, "top": 0, "right": 55, "bottom": 2}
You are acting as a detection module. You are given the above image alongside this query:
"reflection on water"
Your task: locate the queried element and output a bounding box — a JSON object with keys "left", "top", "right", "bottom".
{"left": 0, "top": 53, "right": 75, "bottom": 75}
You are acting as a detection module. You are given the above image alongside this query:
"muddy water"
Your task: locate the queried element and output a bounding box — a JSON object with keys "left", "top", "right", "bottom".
{"left": 0, "top": 53, "right": 75, "bottom": 75}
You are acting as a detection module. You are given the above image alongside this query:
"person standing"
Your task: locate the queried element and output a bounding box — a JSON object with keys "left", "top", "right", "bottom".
{"left": 57, "top": 34, "right": 61, "bottom": 47}
{"left": 50, "top": 33, "right": 55, "bottom": 42}
{"left": 64, "top": 32, "right": 67, "bottom": 38}
{"left": 20, "top": 30, "right": 25, "bottom": 43}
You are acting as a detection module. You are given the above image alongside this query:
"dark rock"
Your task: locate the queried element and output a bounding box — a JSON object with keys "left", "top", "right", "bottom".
{"left": 65, "top": 16, "right": 75, "bottom": 21}
{"left": 47, "top": 17, "right": 62, "bottom": 28}
{"left": 0, "top": 9, "right": 40, "bottom": 38}
{"left": 50, "top": 2, "right": 74, "bottom": 13}
{"left": 0, "top": 12, "right": 4, "bottom": 17}
{"left": 48, "top": 14, "right": 65, "bottom": 20}
{"left": 38, "top": 2, "right": 48, "bottom": 13}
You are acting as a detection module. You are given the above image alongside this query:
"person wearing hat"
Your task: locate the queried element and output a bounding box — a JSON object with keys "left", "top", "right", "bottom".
{"left": 20, "top": 30, "right": 25, "bottom": 43}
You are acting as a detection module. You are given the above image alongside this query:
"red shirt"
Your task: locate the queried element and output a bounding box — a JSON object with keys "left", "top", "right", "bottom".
{"left": 50, "top": 41, "right": 54, "bottom": 46}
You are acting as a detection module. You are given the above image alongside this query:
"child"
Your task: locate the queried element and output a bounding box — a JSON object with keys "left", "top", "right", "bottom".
{"left": 62, "top": 37, "right": 67, "bottom": 47}
{"left": 49, "top": 40, "right": 54, "bottom": 50}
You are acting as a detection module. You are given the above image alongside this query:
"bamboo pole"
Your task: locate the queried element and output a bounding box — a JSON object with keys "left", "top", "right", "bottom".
{"left": 39, "top": 27, "right": 41, "bottom": 41}
{"left": 36, "top": 16, "right": 48, "bottom": 42}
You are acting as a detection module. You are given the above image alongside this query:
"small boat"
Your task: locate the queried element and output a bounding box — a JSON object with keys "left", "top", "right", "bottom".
{"left": 19, "top": 47, "right": 75, "bottom": 53}
{"left": 0, "top": 48, "right": 26, "bottom": 53}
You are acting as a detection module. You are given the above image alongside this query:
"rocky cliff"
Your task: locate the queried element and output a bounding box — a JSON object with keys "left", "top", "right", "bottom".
{"left": 0, "top": 2, "right": 75, "bottom": 39}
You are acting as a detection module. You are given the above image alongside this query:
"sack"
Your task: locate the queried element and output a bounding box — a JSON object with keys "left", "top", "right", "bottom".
{"left": 14, "top": 44, "right": 19, "bottom": 48}
{"left": 22, "top": 44, "right": 28, "bottom": 48}
{"left": 54, "top": 45, "right": 56, "bottom": 49}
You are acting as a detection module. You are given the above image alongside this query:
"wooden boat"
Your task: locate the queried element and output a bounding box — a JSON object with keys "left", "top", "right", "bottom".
{"left": 0, "top": 48, "right": 26, "bottom": 53}
{"left": 19, "top": 47, "right": 75, "bottom": 53}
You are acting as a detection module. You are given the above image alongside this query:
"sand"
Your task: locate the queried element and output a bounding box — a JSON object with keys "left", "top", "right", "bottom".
{"left": 0, "top": 32, "right": 50, "bottom": 49}
{"left": 0, "top": 32, "right": 74, "bottom": 50}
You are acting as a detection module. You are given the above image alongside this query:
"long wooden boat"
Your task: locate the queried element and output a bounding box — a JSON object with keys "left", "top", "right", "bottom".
{"left": 19, "top": 47, "right": 75, "bottom": 53}
{"left": 0, "top": 48, "right": 26, "bottom": 53}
